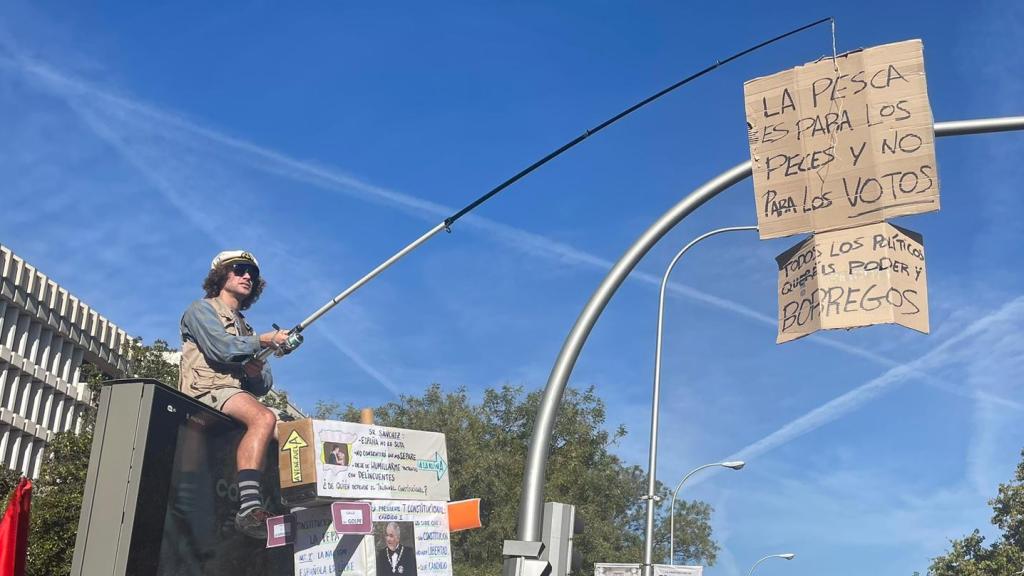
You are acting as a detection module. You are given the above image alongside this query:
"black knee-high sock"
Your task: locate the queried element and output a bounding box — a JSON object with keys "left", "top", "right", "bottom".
{"left": 237, "top": 469, "right": 262, "bottom": 513}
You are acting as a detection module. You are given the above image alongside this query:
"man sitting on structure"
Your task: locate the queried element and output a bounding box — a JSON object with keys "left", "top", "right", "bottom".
{"left": 178, "top": 250, "right": 290, "bottom": 539}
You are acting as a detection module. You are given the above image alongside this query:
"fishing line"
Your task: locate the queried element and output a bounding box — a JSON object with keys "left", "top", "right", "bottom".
{"left": 444, "top": 16, "right": 833, "bottom": 228}
{"left": 254, "top": 16, "right": 835, "bottom": 362}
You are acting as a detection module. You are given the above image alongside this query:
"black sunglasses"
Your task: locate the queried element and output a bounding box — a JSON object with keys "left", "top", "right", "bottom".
{"left": 230, "top": 263, "right": 260, "bottom": 279}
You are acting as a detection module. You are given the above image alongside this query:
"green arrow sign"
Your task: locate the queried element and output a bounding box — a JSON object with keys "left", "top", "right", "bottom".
{"left": 417, "top": 452, "right": 448, "bottom": 480}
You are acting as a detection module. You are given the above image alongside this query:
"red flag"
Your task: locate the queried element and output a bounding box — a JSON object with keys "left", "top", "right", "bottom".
{"left": 0, "top": 478, "right": 32, "bottom": 576}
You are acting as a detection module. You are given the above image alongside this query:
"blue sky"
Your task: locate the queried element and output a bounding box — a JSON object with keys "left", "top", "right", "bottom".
{"left": 2, "top": 2, "right": 1023, "bottom": 575}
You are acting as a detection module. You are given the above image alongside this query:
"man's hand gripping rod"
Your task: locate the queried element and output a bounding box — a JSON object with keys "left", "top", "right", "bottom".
{"left": 249, "top": 16, "right": 832, "bottom": 364}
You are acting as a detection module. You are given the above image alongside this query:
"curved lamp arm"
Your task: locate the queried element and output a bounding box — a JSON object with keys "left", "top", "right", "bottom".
{"left": 747, "top": 553, "right": 796, "bottom": 576}
{"left": 643, "top": 225, "right": 758, "bottom": 569}
{"left": 667, "top": 461, "right": 744, "bottom": 564}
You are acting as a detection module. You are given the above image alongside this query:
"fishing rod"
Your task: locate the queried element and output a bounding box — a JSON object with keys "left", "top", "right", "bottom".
{"left": 255, "top": 16, "right": 833, "bottom": 362}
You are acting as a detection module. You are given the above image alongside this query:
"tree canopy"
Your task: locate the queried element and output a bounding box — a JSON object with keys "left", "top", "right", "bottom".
{"left": 317, "top": 383, "right": 719, "bottom": 576}
{"left": 927, "top": 449, "right": 1024, "bottom": 575}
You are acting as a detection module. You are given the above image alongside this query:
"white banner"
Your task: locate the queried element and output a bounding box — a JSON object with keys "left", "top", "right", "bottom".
{"left": 314, "top": 420, "right": 450, "bottom": 501}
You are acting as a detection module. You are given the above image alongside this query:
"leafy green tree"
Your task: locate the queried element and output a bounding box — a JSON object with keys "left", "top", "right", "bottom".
{"left": 318, "top": 384, "right": 719, "bottom": 576}
{"left": 927, "top": 449, "right": 1024, "bottom": 575}
{"left": 261, "top": 388, "right": 295, "bottom": 413}
{"left": 26, "top": 409, "right": 96, "bottom": 576}
{"left": 0, "top": 467, "right": 22, "bottom": 517}
{"left": 124, "top": 338, "right": 181, "bottom": 385}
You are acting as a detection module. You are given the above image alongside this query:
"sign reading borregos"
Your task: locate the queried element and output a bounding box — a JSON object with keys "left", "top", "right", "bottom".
{"left": 776, "top": 222, "right": 928, "bottom": 343}
{"left": 277, "top": 419, "right": 450, "bottom": 505}
{"left": 745, "top": 39, "right": 938, "bottom": 239}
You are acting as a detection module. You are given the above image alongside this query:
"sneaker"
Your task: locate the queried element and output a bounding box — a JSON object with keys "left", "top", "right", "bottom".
{"left": 234, "top": 506, "right": 272, "bottom": 540}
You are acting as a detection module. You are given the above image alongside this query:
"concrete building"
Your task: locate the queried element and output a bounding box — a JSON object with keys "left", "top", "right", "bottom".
{"left": 0, "top": 244, "right": 130, "bottom": 477}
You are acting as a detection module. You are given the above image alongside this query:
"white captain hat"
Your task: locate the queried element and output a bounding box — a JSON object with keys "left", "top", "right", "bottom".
{"left": 210, "top": 250, "right": 260, "bottom": 270}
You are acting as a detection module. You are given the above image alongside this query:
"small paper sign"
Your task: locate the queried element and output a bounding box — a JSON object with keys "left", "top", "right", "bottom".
{"left": 332, "top": 501, "right": 374, "bottom": 534}
{"left": 266, "top": 514, "right": 296, "bottom": 549}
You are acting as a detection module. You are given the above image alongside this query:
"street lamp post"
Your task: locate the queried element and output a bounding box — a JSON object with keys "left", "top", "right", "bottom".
{"left": 507, "top": 117, "right": 1024, "bottom": 576}
{"left": 641, "top": 225, "right": 758, "bottom": 575}
{"left": 747, "top": 553, "right": 796, "bottom": 576}
{"left": 668, "top": 461, "right": 745, "bottom": 564}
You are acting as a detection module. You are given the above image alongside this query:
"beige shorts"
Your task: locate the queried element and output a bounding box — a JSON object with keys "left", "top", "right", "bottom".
{"left": 193, "top": 387, "right": 251, "bottom": 411}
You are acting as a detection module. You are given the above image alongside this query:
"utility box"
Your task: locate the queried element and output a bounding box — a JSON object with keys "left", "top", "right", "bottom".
{"left": 541, "top": 502, "right": 580, "bottom": 576}
{"left": 277, "top": 418, "right": 450, "bottom": 506}
{"left": 71, "top": 379, "right": 291, "bottom": 576}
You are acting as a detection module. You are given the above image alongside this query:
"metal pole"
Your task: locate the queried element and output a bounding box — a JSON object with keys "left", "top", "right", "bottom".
{"left": 747, "top": 553, "right": 796, "bottom": 576}
{"left": 254, "top": 221, "right": 448, "bottom": 360}
{"left": 297, "top": 221, "right": 448, "bottom": 331}
{"left": 643, "top": 226, "right": 757, "bottom": 572}
{"left": 515, "top": 161, "right": 752, "bottom": 545}
{"left": 666, "top": 462, "right": 740, "bottom": 565}
{"left": 509, "top": 116, "right": 1024, "bottom": 555}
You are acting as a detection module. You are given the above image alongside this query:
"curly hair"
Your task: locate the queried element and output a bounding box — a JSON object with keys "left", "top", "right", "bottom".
{"left": 202, "top": 264, "right": 266, "bottom": 310}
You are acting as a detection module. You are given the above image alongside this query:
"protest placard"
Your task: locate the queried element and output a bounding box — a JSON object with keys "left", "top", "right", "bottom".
{"left": 745, "top": 39, "right": 938, "bottom": 239}
{"left": 277, "top": 419, "right": 450, "bottom": 506}
{"left": 293, "top": 500, "right": 453, "bottom": 576}
{"left": 292, "top": 506, "right": 373, "bottom": 576}
{"left": 776, "top": 221, "right": 928, "bottom": 343}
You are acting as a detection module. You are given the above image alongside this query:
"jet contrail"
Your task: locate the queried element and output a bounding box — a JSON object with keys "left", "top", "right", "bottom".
{"left": 60, "top": 90, "right": 403, "bottom": 395}
{"left": 3, "top": 51, "right": 1017, "bottom": 410}
{"left": 682, "top": 296, "right": 1024, "bottom": 489}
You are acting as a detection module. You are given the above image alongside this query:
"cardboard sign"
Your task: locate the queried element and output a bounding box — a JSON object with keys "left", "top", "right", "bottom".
{"left": 277, "top": 419, "right": 450, "bottom": 506}
{"left": 776, "top": 221, "right": 928, "bottom": 343}
{"left": 293, "top": 500, "right": 453, "bottom": 576}
{"left": 745, "top": 39, "right": 938, "bottom": 239}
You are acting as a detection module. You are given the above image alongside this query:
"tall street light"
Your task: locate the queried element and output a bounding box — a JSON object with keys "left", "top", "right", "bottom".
{"left": 747, "top": 553, "right": 796, "bottom": 576}
{"left": 508, "top": 117, "right": 1024, "bottom": 576}
{"left": 641, "top": 225, "right": 758, "bottom": 575}
{"left": 668, "top": 460, "right": 745, "bottom": 564}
